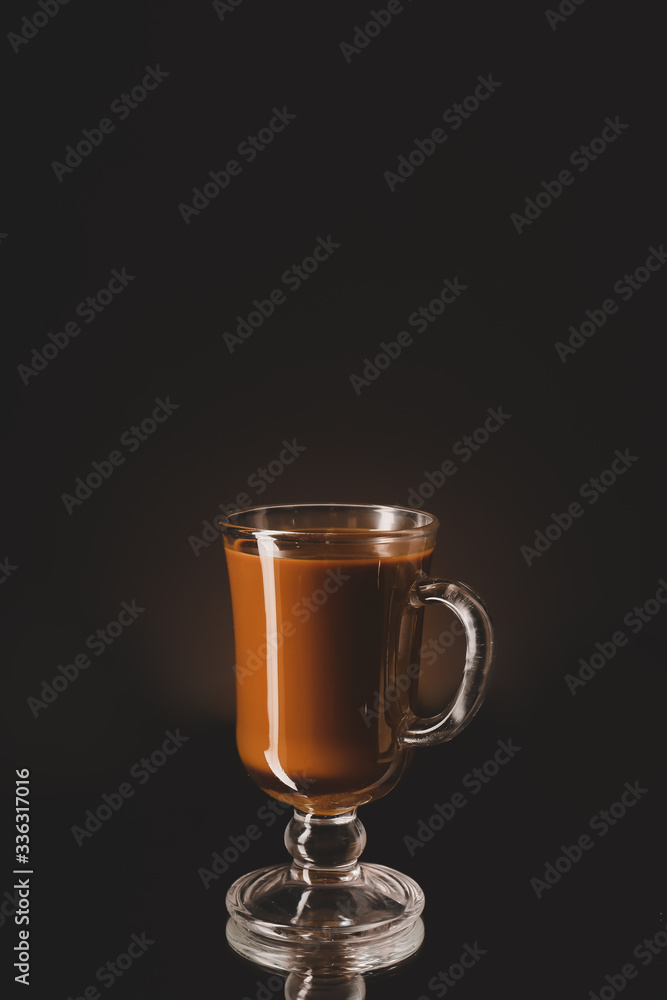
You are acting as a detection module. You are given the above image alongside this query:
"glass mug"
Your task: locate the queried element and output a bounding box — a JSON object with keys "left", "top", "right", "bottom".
{"left": 220, "top": 504, "right": 494, "bottom": 972}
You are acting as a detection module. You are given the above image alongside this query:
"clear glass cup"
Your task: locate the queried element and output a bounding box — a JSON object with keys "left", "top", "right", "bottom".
{"left": 219, "top": 503, "right": 494, "bottom": 973}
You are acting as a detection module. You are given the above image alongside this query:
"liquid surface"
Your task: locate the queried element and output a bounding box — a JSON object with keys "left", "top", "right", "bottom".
{"left": 225, "top": 542, "right": 432, "bottom": 813}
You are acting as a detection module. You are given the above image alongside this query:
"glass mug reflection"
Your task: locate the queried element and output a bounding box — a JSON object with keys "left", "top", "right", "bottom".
{"left": 220, "top": 504, "right": 494, "bottom": 971}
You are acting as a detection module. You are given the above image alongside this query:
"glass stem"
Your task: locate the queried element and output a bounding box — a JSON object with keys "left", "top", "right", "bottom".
{"left": 285, "top": 810, "right": 366, "bottom": 882}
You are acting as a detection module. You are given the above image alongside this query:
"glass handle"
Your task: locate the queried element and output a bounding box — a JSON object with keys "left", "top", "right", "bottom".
{"left": 398, "top": 578, "right": 494, "bottom": 747}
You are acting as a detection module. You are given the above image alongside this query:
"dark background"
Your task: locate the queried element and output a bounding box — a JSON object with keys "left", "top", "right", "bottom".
{"left": 1, "top": 1, "right": 666, "bottom": 997}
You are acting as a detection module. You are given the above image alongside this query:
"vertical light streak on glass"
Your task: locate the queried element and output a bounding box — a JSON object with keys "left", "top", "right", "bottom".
{"left": 257, "top": 534, "right": 298, "bottom": 792}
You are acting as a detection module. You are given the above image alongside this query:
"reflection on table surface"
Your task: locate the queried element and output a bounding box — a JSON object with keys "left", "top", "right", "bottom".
{"left": 284, "top": 970, "right": 366, "bottom": 1000}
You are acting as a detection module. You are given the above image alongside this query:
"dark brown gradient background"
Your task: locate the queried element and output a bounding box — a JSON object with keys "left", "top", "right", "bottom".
{"left": 1, "top": 1, "right": 666, "bottom": 997}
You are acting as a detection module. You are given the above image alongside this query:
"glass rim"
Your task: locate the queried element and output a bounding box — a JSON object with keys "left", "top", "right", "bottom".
{"left": 218, "top": 502, "right": 439, "bottom": 540}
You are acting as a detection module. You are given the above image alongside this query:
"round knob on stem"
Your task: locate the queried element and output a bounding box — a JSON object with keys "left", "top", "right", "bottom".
{"left": 285, "top": 811, "right": 367, "bottom": 881}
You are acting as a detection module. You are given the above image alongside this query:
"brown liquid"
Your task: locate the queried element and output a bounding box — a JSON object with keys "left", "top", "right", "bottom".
{"left": 225, "top": 540, "right": 432, "bottom": 814}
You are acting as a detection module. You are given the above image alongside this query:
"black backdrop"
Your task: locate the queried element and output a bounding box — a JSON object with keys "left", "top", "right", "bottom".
{"left": 2, "top": 1, "right": 666, "bottom": 997}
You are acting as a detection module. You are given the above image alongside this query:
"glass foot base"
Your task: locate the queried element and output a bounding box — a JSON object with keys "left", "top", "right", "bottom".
{"left": 226, "top": 862, "right": 425, "bottom": 973}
